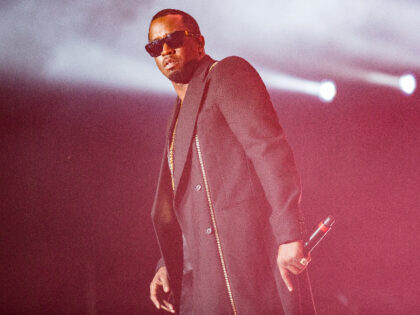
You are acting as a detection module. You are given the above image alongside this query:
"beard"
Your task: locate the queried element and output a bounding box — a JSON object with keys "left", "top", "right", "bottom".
{"left": 168, "top": 59, "right": 200, "bottom": 84}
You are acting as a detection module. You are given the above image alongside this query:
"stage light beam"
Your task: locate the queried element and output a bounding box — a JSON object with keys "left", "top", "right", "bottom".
{"left": 43, "top": 39, "right": 172, "bottom": 94}
{"left": 261, "top": 70, "right": 337, "bottom": 102}
{"left": 337, "top": 67, "right": 417, "bottom": 96}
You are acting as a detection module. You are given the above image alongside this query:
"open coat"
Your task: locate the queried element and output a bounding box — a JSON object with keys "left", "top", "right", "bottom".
{"left": 151, "top": 55, "right": 315, "bottom": 315}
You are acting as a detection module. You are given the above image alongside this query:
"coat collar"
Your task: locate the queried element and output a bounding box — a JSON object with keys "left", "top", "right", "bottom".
{"left": 171, "top": 55, "right": 216, "bottom": 194}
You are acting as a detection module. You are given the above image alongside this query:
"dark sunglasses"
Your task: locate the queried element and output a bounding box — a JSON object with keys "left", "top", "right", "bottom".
{"left": 145, "top": 30, "right": 200, "bottom": 57}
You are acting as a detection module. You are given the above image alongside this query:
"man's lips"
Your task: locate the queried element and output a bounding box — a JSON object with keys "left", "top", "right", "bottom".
{"left": 164, "top": 58, "right": 179, "bottom": 70}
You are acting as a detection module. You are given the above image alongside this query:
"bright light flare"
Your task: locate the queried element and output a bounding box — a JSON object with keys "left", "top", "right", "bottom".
{"left": 399, "top": 74, "right": 416, "bottom": 95}
{"left": 261, "top": 70, "right": 336, "bottom": 102}
{"left": 318, "top": 80, "right": 337, "bottom": 102}
{"left": 344, "top": 68, "right": 417, "bottom": 96}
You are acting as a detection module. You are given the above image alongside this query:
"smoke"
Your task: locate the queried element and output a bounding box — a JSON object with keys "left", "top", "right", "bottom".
{"left": 1, "top": 0, "right": 419, "bottom": 88}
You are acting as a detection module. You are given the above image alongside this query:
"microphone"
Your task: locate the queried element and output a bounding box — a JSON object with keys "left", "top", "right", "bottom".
{"left": 304, "top": 215, "right": 335, "bottom": 255}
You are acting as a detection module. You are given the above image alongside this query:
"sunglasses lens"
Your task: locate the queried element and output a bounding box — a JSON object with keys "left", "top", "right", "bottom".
{"left": 145, "top": 31, "right": 188, "bottom": 57}
{"left": 166, "top": 31, "right": 185, "bottom": 49}
{"left": 145, "top": 41, "right": 163, "bottom": 57}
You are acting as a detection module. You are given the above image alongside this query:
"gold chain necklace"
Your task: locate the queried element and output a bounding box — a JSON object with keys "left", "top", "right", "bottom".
{"left": 168, "top": 61, "right": 218, "bottom": 191}
{"left": 169, "top": 100, "right": 182, "bottom": 191}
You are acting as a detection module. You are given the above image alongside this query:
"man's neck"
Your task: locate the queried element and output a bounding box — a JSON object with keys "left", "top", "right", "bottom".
{"left": 172, "top": 82, "right": 189, "bottom": 103}
{"left": 170, "top": 54, "right": 207, "bottom": 103}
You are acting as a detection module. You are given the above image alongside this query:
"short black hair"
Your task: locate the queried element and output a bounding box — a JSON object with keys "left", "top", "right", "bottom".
{"left": 148, "top": 9, "right": 201, "bottom": 39}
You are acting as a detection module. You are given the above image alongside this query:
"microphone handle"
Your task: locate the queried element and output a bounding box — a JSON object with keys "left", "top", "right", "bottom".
{"left": 304, "top": 215, "right": 335, "bottom": 255}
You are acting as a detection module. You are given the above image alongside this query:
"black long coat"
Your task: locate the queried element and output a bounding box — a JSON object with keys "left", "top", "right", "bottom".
{"left": 151, "top": 55, "right": 315, "bottom": 315}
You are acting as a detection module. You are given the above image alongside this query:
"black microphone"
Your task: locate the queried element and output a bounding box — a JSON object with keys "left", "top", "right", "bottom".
{"left": 304, "top": 215, "right": 335, "bottom": 255}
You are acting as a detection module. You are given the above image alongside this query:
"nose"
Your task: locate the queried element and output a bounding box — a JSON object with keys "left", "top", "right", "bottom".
{"left": 161, "top": 42, "right": 175, "bottom": 56}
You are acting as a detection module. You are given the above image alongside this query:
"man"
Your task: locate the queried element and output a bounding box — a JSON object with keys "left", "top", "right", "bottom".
{"left": 147, "top": 9, "right": 315, "bottom": 315}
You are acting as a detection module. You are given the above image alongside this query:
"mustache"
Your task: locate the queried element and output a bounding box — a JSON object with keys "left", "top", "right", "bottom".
{"left": 163, "top": 56, "right": 179, "bottom": 67}
{"left": 167, "top": 59, "right": 200, "bottom": 84}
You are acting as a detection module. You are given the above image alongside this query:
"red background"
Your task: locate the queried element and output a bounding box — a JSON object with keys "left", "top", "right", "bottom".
{"left": 1, "top": 73, "right": 419, "bottom": 314}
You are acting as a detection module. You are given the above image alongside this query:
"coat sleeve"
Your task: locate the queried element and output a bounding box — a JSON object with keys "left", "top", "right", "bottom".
{"left": 155, "top": 257, "right": 166, "bottom": 272}
{"left": 209, "top": 56, "right": 304, "bottom": 245}
{"left": 150, "top": 147, "right": 183, "bottom": 310}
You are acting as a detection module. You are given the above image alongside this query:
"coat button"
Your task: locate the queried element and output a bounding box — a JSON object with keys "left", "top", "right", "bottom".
{"left": 195, "top": 184, "right": 202, "bottom": 191}
{"left": 205, "top": 227, "right": 213, "bottom": 235}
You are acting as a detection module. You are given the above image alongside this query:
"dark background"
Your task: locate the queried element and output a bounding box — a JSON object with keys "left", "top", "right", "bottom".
{"left": 1, "top": 71, "right": 419, "bottom": 314}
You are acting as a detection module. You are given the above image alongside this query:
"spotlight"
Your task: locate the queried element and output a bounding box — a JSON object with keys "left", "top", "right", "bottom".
{"left": 399, "top": 74, "right": 416, "bottom": 95}
{"left": 318, "top": 80, "right": 336, "bottom": 102}
{"left": 333, "top": 66, "right": 417, "bottom": 96}
{"left": 260, "top": 70, "right": 336, "bottom": 102}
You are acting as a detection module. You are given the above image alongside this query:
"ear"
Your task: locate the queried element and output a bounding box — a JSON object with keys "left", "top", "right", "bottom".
{"left": 197, "top": 35, "right": 205, "bottom": 54}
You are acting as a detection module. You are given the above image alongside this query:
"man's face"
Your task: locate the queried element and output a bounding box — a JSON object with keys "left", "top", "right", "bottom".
{"left": 148, "top": 14, "right": 203, "bottom": 84}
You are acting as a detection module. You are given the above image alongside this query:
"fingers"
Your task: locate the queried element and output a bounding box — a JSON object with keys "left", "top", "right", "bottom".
{"left": 299, "top": 256, "right": 311, "bottom": 268}
{"left": 277, "top": 241, "right": 312, "bottom": 292}
{"left": 150, "top": 286, "right": 175, "bottom": 313}
{"left": 289, "top": 256, "right": 311, "bottom": 274}
{"left": 278, "top": 257, "right": 310, "bottom": 292}
{"left": 160, "top": 271, "right": 170, "bottom": 293}
{"left": 278, "top": 255, "right": 309, "bottom": 275}
{"left": 288, "top": 261, "right": 304, "bottom": 275}
{"left": 151, "top": 295, "right": 174, "bottom": 314}
{"left": 150, "top": 267, "right": 174, "bottom": 312}
{"left": 162, "top": 300, "right": 175, "bottom": 313}
{"left": 150, "top": 279, "right": 161, "bottom": 309}
{"left": 279, "top": 266, "right": 294, "bottom": 292}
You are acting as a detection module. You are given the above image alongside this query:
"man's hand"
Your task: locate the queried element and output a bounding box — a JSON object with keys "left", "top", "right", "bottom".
{"left": 150, "top": 266, "right": 175, "bottom": 313}
{"left": 277, "top": 241, "right": 310, "bottom": 292}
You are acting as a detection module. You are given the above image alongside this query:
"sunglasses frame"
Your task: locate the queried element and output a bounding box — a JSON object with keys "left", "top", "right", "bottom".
{"left": 145, "top": 30, "right": 200, "bottom": 57}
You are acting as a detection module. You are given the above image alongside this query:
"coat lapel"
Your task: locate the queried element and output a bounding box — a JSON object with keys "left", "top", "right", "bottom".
{"left": 173, "top": 55, "right": 215, "bottom": 195}
{"left": 165, "top": 98, "right": 180, "bottom": 145}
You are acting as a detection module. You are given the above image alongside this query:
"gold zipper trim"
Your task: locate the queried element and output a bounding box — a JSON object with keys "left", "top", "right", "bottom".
{"left": 195, "top": 135, "right": 238, "bottom": 315}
